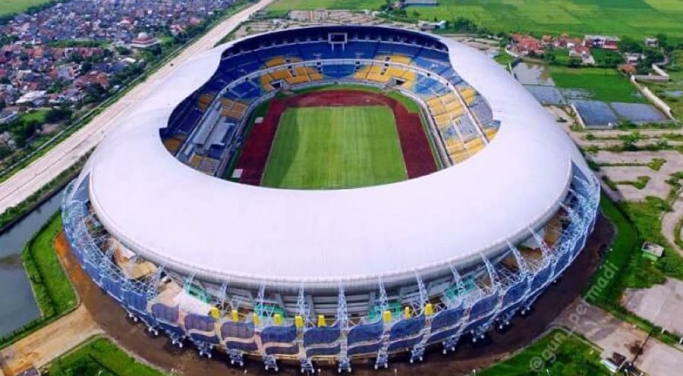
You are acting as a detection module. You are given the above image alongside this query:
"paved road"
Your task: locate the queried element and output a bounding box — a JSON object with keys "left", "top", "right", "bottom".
{"left": 0, "top": 0, "right": 274, "bottom": 215}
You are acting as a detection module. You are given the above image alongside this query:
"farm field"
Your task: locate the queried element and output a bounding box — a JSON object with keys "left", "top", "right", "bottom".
{"left": 550, "top": 66, "right": 646, "bottom": 103}
{"left": 268, "top": 0, "right": 683, "bottom": 40}
{"left": 262, "top": 106, "right": 406, "bottom": 189}
{"left": 0, "top": 0, "right": 51, "bottom": 16}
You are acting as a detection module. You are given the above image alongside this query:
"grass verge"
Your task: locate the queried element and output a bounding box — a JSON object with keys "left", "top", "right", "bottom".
{"left": 0, "top": 210, "right": 77, "bottom": 349}
{"left": 47, "top": 337, "right": 163, "bottom": 376}
{"left": 478, "top": 329, "right": 608, "bottom": 376}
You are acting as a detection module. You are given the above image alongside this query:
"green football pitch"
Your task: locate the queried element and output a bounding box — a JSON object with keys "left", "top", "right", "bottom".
{"left": 261, "top": 106, "right": 407, "bottom": 189}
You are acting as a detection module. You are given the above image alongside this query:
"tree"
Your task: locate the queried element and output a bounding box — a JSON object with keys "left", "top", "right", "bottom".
{"left": 45, "top": 108, "right": 72, "bottom": 123}
{"left": 620, "top": 36, "right": 644, "bottom": 53}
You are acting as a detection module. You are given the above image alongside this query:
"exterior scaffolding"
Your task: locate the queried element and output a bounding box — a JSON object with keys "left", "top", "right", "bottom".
{"left": 60, "top": 165, "right": 601, "bottom": 370}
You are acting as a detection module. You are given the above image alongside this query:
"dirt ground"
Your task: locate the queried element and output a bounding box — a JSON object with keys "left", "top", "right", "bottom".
{"left": 53, "top": 214, "right": 613, "bottom": 375}
{"left": 0, "top": 306, "right": 102, "bottom": 375}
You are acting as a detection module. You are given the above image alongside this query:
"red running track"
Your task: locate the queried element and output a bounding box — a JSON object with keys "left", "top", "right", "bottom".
{"left": 235, "top": 90, "right": 437, "bottom": 185}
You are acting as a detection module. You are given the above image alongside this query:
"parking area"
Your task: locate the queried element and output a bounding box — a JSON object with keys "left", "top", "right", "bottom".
{"left": 623, "top": 278, "right": 683, "bottom": 338}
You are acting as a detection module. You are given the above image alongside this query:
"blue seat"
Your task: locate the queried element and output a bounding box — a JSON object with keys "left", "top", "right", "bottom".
{"left": 303, "top": 326, "right": 341, "bottom": 347}
{"left": 457, "top": 118, "right": 479, "bottom": 139}
{"left": 261, "top": 325, "right": 297, "bottom": 344}
{"left": 471, "top": 99, "right": 494, "bottom": 126}
{"left": 322, "top": 64, "right": 355, "bottom": 79}
{"left": 419, "top": 48, "right": 448, "bottom": 62}
{"left": 221, "top": 322, "right": 255, "bottom": 340}
{"left": 347, "top": 321, "right": 383, "bottom": 346}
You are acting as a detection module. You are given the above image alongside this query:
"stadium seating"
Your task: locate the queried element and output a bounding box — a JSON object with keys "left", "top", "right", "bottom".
{"left": 162, "top": 25, "right": 497, "bottom": 181}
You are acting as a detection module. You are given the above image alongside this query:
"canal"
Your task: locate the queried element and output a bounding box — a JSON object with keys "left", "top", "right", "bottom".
{"left": 0, "top": 188, "right": 64, "bottom": 338}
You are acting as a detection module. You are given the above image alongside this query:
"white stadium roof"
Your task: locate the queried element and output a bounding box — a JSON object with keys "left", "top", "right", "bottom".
{"left": 73, "top": 27, "right": 589, "bottom": 290}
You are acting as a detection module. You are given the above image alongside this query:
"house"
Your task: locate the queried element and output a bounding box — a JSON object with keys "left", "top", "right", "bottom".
{"left": 569, "top": 45, "right": 594, "bottom": 65}
{"left": 129, "top": 32, "right": 161, "bottom": 49}
{"left": 624, "top": 53, "right": 644, "bottom": 64}
{"left": 585, "top": 35, "right": 619, "bottom": 50}
{"left": 417, "top": 20, "right": 447, "bottom": 30}
{"left": 645, "top": 37, "right": 658, "bottom": 47}
{"left": 510, "top": 34, "right": 544, "bottom": 56}
{"left": 618, "top": 64, "right": 637, "bottom": 75}
{"left": 16, "top": 90, "right": 46, "bottom": 106}
{"left": 0, "top": 110, "right": 18, "bottom": 124}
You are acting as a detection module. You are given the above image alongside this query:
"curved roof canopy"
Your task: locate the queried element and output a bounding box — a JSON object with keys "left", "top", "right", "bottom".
{"left": 75, "top": 26, "right": 589, "bottom": 290}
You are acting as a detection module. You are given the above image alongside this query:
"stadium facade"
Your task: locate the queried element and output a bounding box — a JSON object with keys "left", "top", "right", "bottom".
{"left": 62, "top": 26, "right": 600, "bottom": 372}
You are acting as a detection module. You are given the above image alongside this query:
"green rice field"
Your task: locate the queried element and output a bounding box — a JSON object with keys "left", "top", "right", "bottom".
{"left": 268, "top": 0, "right": 683, "bottom": 40}
{"left": 550, "top": 66, "right": 646, "bottom": 103}
{"left": 261, "top": 106, "right": 406, "bottom": 189}
{"left": 0, "top": 0, "right": 51, "bottom": 16}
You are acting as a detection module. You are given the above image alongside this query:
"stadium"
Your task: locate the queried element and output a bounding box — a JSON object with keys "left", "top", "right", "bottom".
{"left": 61, "top": 25, "right": 600, "bottom": 372}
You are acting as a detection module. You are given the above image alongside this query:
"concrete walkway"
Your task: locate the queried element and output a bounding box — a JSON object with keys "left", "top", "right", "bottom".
{"left": 661, "top": 198, "right": 683, "bottom": 256}
{"left": 0, "top": 0, "right": 274, "bottom": 214}
{"left": 0, "top": 306, "right": 102, "bottom": 375}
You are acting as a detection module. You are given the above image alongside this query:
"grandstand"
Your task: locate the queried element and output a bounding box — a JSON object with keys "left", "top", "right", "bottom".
{"left": 63, "top": 26, "right": 599, "bottom": 372}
